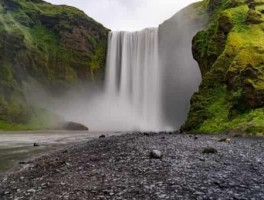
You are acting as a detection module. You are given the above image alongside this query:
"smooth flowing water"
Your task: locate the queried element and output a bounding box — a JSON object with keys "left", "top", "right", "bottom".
{"left": 105, "top": 28, "right": 163, "bottom": 131}
{"left": 23, "top": 21, "right": 202, "bottom": 132}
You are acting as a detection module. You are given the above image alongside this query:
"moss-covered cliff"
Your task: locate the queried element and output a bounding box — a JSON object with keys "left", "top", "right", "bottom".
{"left": 183, "top": 0, "right": 264, "bottom": 135}
{"left": 0, "top": 0, "right": 108, "bottom": 129}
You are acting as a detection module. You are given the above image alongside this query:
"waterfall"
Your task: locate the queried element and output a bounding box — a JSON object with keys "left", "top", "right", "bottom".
{"left": 23, "top": 6, "right": 205, "bottom": 132}
{"left": 105, "top": 28, "right": 163, "bottom": 131}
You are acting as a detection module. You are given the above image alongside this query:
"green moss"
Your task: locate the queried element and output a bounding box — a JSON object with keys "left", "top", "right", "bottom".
{"left": 88, "top": 41, "right": 107, "bottom": 80}
{"left": 0, "top": 108, "right": 61, "bottom": 131}
{"left": 223, "top": 5, "right": 248, "bottom": 31}
{"left": 187, "top": 86, "right": 264, "bottom": 135}
{"left": 0, "top": 0, "right": 108, "bottom": 129}
{"left": 184, "top": 0, "right": 264, "bottom": 135}
{"left": 0, "top": 64, "right": 16, "bottom": 89}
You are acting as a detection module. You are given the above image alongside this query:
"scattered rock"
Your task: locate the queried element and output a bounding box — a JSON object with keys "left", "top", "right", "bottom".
{"left": 194, "top": 191, "right": 204, "bottom": 195}
{"left": 143, "top": 132, "right": 151, "bottom": 136}
{"left": 225, "top": 130, "right": 245, "bottom": 138}
{"left": 33, "top": 143, "right": 40, "bottom": 147}
{"left": 218, "top": 138, "right": 231, "bottom": 144}
{"left": 1, "top": 133, "right": 264, "bottom": 199}
{"left": 62, "top": 150, "right": 68, "bottom": 154}
{"left": 99, "top": 135, "right": 106, "bottom": 139}
{"left": 27, "top": 189, "right": 36, "bottom": 193}
{"left": 202, "top": 147, "right": 218, "bottom": 154}
{"left": 3, "top": 191, "right": 10, "bottom": 195}
{"left": 90, "top": 156, "right": 100, "bottom": 162}
{"left": 19, "top": 161, "right": 33, "bottom": 165}
{"left": 144, "top": 132, "right": 156, "bottom": 136}
{"left": 63, "top": 121, "right": 89, "bottom": 131}
{"left": 233, "top": 134, "right": 243, "bottom": 138}
{"left": 150, "top": 150, "right": 163, "bottom": 159}
{"left": 60, "top": 182, "right": 66, "bottom": 186}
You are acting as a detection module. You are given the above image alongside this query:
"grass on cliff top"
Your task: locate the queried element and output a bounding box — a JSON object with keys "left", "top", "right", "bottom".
{"left": 0, "top": 4, "right": 80, "bottom": 84}
{"left": 18, "top": 0, "right": 85, "bottom": 16}
{"left": 17, "top": 0, "right": 97, "bottom": 24}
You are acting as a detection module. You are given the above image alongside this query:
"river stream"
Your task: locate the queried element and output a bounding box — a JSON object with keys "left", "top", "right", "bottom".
{"left": 0, "top": 131, "right": 121, "bottom": 174}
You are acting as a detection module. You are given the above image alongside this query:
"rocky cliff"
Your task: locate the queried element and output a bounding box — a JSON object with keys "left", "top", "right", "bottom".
{"left": 159, "top": 2, "right": 207, "bottom": 129}
{"left": 183, "top": 0, "right": 264, "bottom": 135}
{"left": 0, "top": 0, "right": 108, "bottom": 129}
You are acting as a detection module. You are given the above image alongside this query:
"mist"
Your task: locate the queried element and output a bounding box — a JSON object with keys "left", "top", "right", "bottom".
{"left": 23, "top": 81, "right": 144, "bottom": 131}
{"left": 22, "top": 3, "right": 207, "bottom": 132}
{"left": 159, "top": 4, "right": 207, "bottom": 128}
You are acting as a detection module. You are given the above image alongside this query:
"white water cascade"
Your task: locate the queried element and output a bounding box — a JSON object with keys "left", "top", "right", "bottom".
{"left": 105, "top": 28, "right": 163, "bottom": 131}
{"left": 23, "top": 7, "right": 205, "bottom": 132}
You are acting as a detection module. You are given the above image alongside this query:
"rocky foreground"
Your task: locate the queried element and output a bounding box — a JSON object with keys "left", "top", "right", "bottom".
{"left": 0, "top": 133, "right": 264, "bottom": 200}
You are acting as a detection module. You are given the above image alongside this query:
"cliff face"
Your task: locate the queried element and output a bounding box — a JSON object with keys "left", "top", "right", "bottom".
{"left": 159, "top": 2, "right": 207, "bottom": 128}
{"left": 183, "top": 0, "right": 264, "bottom": 135}
{"left": 0, "top": 0, "right": 108, "bottom": 129}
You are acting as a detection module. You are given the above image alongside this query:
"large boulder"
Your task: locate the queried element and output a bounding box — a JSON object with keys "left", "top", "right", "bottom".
{"left": 62, "top": 121, "right": 89, "bottom": 131}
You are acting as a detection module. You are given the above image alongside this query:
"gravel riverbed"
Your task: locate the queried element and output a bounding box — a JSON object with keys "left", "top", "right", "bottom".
{"left": 0, "top": 133, "right": 264, "bottom": 200}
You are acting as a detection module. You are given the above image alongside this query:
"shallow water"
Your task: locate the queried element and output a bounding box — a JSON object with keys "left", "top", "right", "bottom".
{"left": 0, "top": 130, "right": 121, "bottom": 174}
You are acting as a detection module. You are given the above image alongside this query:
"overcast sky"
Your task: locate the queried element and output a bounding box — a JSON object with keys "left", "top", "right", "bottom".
{"left": 46, "top": 0, "right": 200, "bottom": 31}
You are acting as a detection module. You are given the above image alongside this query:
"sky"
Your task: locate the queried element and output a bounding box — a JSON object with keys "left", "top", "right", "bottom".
{"left": 46, "top": 0, "right": 200, "bottom": 31}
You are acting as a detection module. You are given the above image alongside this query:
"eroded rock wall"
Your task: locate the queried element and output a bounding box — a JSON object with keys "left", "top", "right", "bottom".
{"left": 0, "top": 0, "right": 108, "bottom": 129}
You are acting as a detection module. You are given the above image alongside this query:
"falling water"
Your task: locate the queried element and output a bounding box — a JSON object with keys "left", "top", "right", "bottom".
{"left": 105, "top": 28, "right": 163, "bottom": 131}
{"left": 23, "top": 6, "right": 205, "bottom": 132}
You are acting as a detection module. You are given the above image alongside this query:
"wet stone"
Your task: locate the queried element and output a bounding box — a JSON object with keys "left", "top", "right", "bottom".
{"left": 150, "top": 150, "right": 163, "bottom": 159}
{"left": 202, "top": 147, "right": 218, "bottom": 154}
{"left": 1, "top": 133, "right": 264, "bottom": 199}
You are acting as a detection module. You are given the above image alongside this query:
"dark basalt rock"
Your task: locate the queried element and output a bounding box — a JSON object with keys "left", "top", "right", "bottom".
{"left": 63, "top": 122, "right": 89, "bottom": 131}
{"left": 1, "top": 134, "right": 264, "bottom": 199}
{"left": 218, "top": 14, "right": 233, "bottom": 33}
{"left": 218, "top": 138, "right": 231, "bottom": 144}
{"left": 19, "top": 161, "right": 33, "bottom": 165}
{"left": 33, "top": 143, "right": 40, "bottom": 147}
{"left": 202, "top": 147, "right": 218, "bottom": 154}
{"left": 150, "top": 150, "right": 163, "bottom": 159}
{"left": 247, "top": 10, "right": 263, "bottom": 24}
{"left": 2, "top": 0, "right": 21, "bottom": 11}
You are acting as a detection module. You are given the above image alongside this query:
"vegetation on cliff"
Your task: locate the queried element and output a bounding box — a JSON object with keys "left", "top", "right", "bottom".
{"left": 0, "top": 0, "right": 108, "bottom": 129}
{"left": 183, "top": 0, "right": 264, "bottom": 135}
